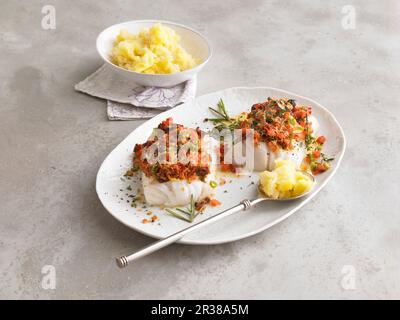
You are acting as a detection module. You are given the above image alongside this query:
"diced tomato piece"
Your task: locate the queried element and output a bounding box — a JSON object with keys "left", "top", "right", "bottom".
{"left": 294, "top": 109, "right": 307, "bottom": 119}
{"left": 210, "top": 199, "right": 221, "bottom": 207}
{"left": 220, "top": 164, "right": 236, "bottom": 173}
{"left": 316, "top": 136, "right": 326, "bottom": 144}
{"left": 294, "top": 132, "right": 305, "bottom": 141}
{"left": 312, "top": 150, "right": 321, "bottom": 158}
{"left": 161, "top": 117, "right": 173, "bottom": 126}
{"left": 312, "top": 163, "right": 328, "bottom": 175}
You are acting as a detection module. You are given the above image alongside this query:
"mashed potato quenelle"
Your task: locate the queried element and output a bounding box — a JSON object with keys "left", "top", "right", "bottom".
{"left": 259, "top": 159, "right": 314, "bottom": 199}
{"left": 110, "top": 23, "right": 199, "bottom": 74}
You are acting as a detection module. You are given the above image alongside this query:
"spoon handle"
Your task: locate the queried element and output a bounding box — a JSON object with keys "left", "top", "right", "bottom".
{"left": 116, "top": 199, "right": 257, "bottom": 268}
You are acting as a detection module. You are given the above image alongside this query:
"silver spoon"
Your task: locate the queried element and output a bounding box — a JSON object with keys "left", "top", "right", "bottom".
{"left": 116, "top": 170, "right": 315, "bottom": 268}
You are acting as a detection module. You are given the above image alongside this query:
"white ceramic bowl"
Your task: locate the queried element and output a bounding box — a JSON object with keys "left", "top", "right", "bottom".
{"left": 96, "top": 20, "right": 212, "bottom": 87}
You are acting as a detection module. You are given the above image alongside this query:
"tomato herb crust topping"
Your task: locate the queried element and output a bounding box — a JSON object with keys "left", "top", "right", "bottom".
{"left": 133, "top": 118, "right": 211, "bottom": 182}
{"left": 211, "top": 97, "right": 333, "bottom": 174}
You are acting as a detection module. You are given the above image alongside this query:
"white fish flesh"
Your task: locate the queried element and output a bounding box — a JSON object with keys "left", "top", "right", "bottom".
{"left": 227, "top": 115, "right": 319, "bottom": 172}
{"left": 142, "top": 174, "right": 214, "bottom": 207}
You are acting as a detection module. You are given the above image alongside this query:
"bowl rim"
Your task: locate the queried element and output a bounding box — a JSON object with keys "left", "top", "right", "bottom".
{"left": 96, "top": 19, "right": 212, "bottom": 77}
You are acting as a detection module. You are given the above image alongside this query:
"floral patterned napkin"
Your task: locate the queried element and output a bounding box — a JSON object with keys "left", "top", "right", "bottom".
{"left": 75, "top": 64, "right": 197, "bottom": 120}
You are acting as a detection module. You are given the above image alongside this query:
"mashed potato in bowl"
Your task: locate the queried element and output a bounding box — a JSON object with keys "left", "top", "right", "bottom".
{"left": 110, "top": 23, "right": 199, "bottom": 74}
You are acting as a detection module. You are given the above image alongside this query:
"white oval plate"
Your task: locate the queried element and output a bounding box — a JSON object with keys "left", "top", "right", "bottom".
{"left": 96, "top": 87, "right": 346, "bottom": 245}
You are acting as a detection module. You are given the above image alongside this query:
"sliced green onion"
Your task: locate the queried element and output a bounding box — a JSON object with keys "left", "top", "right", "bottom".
{"left": 288, "top": 117, "right": 297, "bottom": 126}
{"left": 210, "top": 180, "right": 218, "bottom": 188}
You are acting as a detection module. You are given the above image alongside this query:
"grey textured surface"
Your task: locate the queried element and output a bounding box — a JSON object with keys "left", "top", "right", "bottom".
{"left": 1, "top": 0, "right": 399, "bottom": 299}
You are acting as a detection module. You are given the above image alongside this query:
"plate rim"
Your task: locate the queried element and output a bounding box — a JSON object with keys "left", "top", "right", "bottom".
{"left": 96, "top": 86, "right": 347, "bottom": 245}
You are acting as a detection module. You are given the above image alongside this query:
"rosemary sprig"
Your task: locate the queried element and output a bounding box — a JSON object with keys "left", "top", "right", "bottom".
{"left": 206, "top": 99, "right": 242, "bottom": 131}
{"left": 165, "top": 195, "right": 200, "bottom": 223}
{"left": 208, "top": 99, "right": 230, "bottom": 121}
